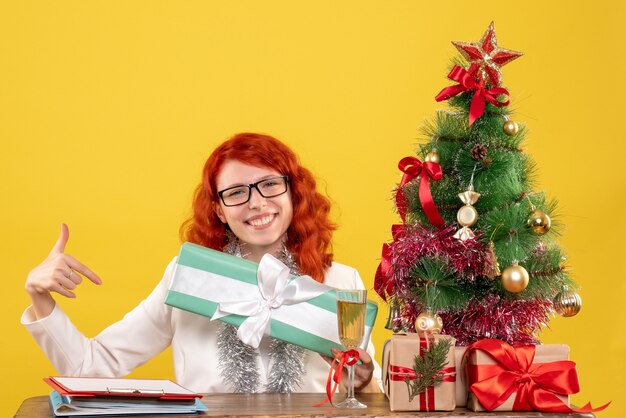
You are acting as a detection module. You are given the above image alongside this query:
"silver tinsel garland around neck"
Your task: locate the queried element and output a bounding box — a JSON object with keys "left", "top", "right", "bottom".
{"left": 217, "top": 232, "right": 307, "bottom": 393}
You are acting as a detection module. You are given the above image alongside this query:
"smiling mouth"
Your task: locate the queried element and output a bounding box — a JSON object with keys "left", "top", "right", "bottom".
{"left": 246, "top": 214, "right": 276, "bottom": 227}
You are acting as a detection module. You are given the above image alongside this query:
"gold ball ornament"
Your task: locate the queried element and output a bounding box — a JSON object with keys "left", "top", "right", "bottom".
{"left": 425, "top": 150, "right": 440, "bottom": 164}
{"left": 527, "top": 209, "right": 552, "bottom": 235}
{"left": 553, "top": 289, "right": 582, "bottom": 317}
{"left": 503, "top": 120, "right": 519, "bottom": 136}
{"left": 501, "top": 263, "right": 529, "bottom": 293}
{"left": 415, "top": 311, "right": 443, "bottom": 334}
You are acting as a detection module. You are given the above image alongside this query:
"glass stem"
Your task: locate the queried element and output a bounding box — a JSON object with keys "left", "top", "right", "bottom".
{"left": 347, "top": 364, "right": 356, "bottom": 399}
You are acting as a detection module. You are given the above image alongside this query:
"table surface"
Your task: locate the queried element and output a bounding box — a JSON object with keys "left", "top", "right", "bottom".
{"left": 14, "top": 393, "right": 595, "bottom": 418}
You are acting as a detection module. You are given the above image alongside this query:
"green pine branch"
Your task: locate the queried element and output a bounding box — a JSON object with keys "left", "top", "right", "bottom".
{"left": 409, "top": 256, "right": 470, "bottom": 311}
{"left": 405, "top": 338, "right": 453, "bottom": 402}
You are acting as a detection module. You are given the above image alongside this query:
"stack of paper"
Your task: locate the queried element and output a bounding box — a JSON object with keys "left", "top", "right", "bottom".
{"left": 45, "top": 377, "right": 207, "bottom": 416}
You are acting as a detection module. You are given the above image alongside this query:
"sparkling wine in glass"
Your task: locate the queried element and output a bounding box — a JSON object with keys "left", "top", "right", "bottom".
{"left": 335, "top": 289, "right": 367, "bottom": 409}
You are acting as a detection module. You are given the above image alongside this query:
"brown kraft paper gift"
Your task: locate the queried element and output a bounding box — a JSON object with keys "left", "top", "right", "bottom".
{"left": 466, "top": 341, "right": 570, "bottom": 411}
{"left": 382, "top": 333, "right": 456, "bottom": 412}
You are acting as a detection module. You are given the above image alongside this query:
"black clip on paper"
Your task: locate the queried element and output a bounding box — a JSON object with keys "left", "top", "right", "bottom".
{"left": 107, "top": 387, "right": 166, "bottom": 395}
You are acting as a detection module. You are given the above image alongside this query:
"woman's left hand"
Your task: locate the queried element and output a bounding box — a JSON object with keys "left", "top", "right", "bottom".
{"left": 322, "top": 347, "right": 380, "bottom": 393}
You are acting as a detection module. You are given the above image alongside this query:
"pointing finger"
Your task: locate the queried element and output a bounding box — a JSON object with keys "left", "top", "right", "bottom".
{"left": 50, "top": 223, "right": 69, "bottom": 256}
{"left": 65, "top": 254, "right": 102, "bottom": 285}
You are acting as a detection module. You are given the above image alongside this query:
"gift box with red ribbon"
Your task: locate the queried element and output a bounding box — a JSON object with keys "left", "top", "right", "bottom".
{"left": 466, "top": 339, "right": 571, "bottom": 411}
{"left": 465, "top": 339, "right": 609, "bottom": 413}
{"left": 382, "top": 333, "right": 456, "bottom": 411}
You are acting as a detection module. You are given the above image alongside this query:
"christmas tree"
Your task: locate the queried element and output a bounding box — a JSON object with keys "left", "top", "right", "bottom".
{"left": 375, "top": 22, "right": 582, "bottom": 346}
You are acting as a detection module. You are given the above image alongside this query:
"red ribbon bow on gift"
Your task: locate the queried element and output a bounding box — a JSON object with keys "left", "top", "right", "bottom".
{"left": 466, "top": 339, "right": 610, "bottom": 413}
{"left": 435, "top": 65, "right": 510, "bottom": 126}
{"left": 396, "top": 156, "right": 445, "bottom": 228}
{"left": 315, "top": 349, "right": 360, "bottom": 407}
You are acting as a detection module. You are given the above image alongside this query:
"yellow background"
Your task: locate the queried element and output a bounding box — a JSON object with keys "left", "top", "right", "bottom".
{"left": 1, "top": 1, "right": 624, "bottom": 416}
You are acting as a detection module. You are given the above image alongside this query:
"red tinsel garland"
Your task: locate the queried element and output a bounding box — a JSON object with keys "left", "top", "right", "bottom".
{"left": 384, "top": 224, "right": 552, "bottom": 345}
{"left": 388, "top": 225, "right": 491, "bottom": 297}
{"left": 440, "top": 294, "right": 552, "bottom": 346}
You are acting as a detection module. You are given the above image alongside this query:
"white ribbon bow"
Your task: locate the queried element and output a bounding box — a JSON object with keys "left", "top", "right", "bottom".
{"left": 211, "top": 253, "right": 329, "bottom": 348}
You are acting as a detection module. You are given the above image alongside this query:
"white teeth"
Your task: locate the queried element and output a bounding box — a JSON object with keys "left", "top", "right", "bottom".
{"left": 248, "top": 214, "right": 274, "bottom": 227}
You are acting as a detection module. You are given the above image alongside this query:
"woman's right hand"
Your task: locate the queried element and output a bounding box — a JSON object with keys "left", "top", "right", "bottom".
{"left": 25, "top": 224, "right": 102, "bottom": 319}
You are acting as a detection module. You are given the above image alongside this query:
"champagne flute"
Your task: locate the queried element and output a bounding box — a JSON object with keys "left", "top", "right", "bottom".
{"left": 335, "top": 289, "right": 367, "bottom": 409}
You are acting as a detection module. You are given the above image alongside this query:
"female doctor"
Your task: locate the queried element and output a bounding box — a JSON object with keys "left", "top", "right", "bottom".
{"left": 22, "top": 132, "right": 381, "bottom": 394}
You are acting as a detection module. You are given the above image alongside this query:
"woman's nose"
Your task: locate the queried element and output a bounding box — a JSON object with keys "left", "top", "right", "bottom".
{"left": 248, "top": 187, "right": 268, "bottom": 208}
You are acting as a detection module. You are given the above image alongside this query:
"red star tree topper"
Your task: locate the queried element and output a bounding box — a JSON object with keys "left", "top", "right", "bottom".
{"left": 452, "top": 21, "right": 523, "bottom": 87}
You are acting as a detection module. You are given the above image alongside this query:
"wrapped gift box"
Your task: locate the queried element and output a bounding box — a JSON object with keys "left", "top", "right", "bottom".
{"left": 466, "top": 339, "right": 572, "bottom": 412}
{"left": 454, "top": 346, "right": 468, "bottom": 407}
{"left": 382, "top": 333, "right": 456, "bottom": 411}
{"left": 165, "top": 242, "right": 378, "bottom": 357}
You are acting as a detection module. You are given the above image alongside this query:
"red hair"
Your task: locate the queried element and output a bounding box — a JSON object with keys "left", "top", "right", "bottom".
{"left": 180, "top": 133, "right": 336, "bottom": 282}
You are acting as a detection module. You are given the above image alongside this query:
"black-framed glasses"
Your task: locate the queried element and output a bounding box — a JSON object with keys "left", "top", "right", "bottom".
{"left": 217, "top": 175, "right": 289, "bottom": 207}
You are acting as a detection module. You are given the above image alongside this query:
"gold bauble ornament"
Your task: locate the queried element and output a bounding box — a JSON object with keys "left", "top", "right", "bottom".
{"left": 503, "top": 120, "right": 519, "bottom": 136}
{"left": 527, "top": 209, "right": 552, "bottom": 235}
{"left": 501, "top": 262, "right": 529, "bottom": 293}
{"left": 415, "top": 310, "right": 443, "bottom": 334}
{"left": 553, "top": 289, "right": 582, "bottom": 317}
{"left": 425, "top": 150, "right": 440, "bottom": 164}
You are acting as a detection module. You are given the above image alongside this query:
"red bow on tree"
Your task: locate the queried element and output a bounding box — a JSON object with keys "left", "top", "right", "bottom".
{"left": 374, "top": 224, "right": 405, "bottom": 300}
{"left": 395, "top": 156, "right": 445, "bottom": 228}
{"left": 435, "top": 65, "right": 510, "bottom": 126}
{"left": 375, "top": 156, "right": 445, "bottom": 301}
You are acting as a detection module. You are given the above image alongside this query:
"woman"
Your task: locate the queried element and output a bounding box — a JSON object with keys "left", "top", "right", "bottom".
{"left": 22, "top": 132, "right": 381, "bottom": 394}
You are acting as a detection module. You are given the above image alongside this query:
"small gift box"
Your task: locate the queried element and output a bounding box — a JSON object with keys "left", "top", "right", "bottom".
{"left": 165, "top": 243, "right": 378, "bottom": 357}
{"left": 466, "top": 339, "right": 574, "bottom": 412}
{"left": 382, "top": 333, "right": 456, "bottom": 411}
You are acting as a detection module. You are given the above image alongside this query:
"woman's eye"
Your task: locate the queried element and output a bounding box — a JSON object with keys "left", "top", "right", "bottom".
{"left": 225, "top": 188, "right": 246, "bottom": 197}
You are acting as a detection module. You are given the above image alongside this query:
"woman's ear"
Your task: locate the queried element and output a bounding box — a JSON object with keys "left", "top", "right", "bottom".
{"left": 213, "top": 203, "right": 227, "bottom": 224}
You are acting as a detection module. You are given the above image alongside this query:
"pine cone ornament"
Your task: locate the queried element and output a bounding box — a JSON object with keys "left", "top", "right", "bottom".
{"left": 471, "top": 144, "right": 488, "bottom": 161}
